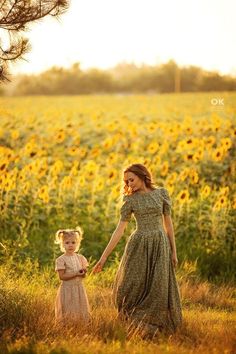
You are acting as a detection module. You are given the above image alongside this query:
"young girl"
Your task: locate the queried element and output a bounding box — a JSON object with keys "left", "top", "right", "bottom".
{"left": 54, "top": 227, "right": 91, "bottom": 325}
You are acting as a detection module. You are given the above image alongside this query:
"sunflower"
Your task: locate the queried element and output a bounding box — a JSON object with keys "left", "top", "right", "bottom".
{"left": 147, "top": 142, "right": 159, "bottom": 155}
{"left": 90, "top": 147, "right": 100, "bottom": 158}
{"left": 103, "top": 137, "right": 113, "bottom": 149}
{"left": 193, "top": 148, "right": 204, "bottom": 162}
{"left": 38, "top": 185, "right": 49, "bottom": 203}
{"left": 11, "top": 130, "right": 20, "bottom": 140}
{"left": 55, "top": 130, "right": 65, "bottom": 144}
{"left": 166, "top": 183, "right": 174, "bottom": 195}
{"left": 106, "top": 152, "right": 117, "bottom": 164}
{"left": 231, "top": 196, "right": 236, "bottom": 209}
{"left": 3, "top": 175, "right": 16, "bottom": 192}
{"left": 70, "top": 165, "right": 79, "bottom": 177}
{"left": 200, "top": 185, "right": 211, "bottom": 198}
{"left": 204, "top": 135, "right": 216, "bottom": 148}
{"left": 49, "top": 176, "right": 58, "bottom": 190}
{"left": 152, "top": 155, "right": 161, "bottom": 166}
{"left": 50, "top": 160, "right": 64, "bottom": 176}
{"left": 176, "top": 140, "right": 186, "bottom": 152}
{"left": 78, "top": 147, "right": 87, "bottom": 158}
{"left": 185, "top": 138, "right": 195, "bottom": 147}
{"left": 78, "top": 175, "right": 85, "bottom": 187}
{"left": 85, "top": 160, "right": 98, "bottom": 173}
{"left": 18, "top": 168, "right": 27, "bottom": 182}
{"left": 185, "top": 126, "right": 193, "bottom": 135}
{"left": 147, "top": 123, "right": 157, "bottom": 133}
{"left": 160, "top": 161, "right": 169, "bottom": 177}
{"left": 111, "top": 184, "right": 121, "bottom": 199}
{"left": 211, "top": 147, "right": 224, "bottom": 162}
{"left": 179, "top": 168, "right": 189, "bottom": 182}
{"left": 213, "top": 196, "right": 227, "bottom": 210}
{"left": 184, "top": 153, "right": 194, "bottom": 162}
{"left": 176, "top": 189, "right": 190, "bottom": 204}
{"left": 68, "top": 146, "right": 79, "bottom": 156}
{"left": 166, "top": 172, "right": 177, "bottom": 184}
{"left": 94, "top": 177, "right": 104, "bottom": 192}
{"left": 107, "top": 169, "right": 117, "bottom": 185}
{"left": 60, "top": 176, "right": 72, "bottom": 191}
{"left": 24, "top": 140, "right": 37, "bottom": 157}
{"left": 189, "top": 169, "right": 199, "bottom": 184}
{"left": 38, "top": 166, "right": 48, "bottom": 179}
{"left": 219, "top": 186, "right": 229, "bottom": 196}
{"left": 0, "top": 160, "right": 8, "bottom": 172}
{"left": 220, "top": 137, "right": 232, "bottom": 152}
{"left": 22, "top": 181, "right": 30, "bottom": 195}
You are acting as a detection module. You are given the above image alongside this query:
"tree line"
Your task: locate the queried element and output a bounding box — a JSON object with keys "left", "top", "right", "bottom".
{"left": 3, "top": 60, "right": 236, "bottom": 95}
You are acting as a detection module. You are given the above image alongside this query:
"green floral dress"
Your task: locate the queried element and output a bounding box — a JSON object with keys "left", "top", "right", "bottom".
{"left": 112, "top": 187, "right": 183, "bottom": 335}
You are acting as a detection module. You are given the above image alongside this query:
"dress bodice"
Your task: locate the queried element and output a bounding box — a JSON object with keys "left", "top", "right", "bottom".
{"left": 120, "top": 187, "right": 172, "bottom": 233}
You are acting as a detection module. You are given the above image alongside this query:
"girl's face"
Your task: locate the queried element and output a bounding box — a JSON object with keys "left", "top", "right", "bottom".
{"left": 124, "top": 171, "right": 144, "bottom": 193}
{"left": 63, "top": 235, "right": 78, "bottom": 254}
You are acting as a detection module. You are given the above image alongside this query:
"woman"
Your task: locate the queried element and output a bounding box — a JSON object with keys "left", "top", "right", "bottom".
{"left": 93, "top": 163, "right": 182, "bottom": 337}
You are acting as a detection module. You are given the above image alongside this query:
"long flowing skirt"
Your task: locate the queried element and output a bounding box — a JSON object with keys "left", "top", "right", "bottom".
{"left": 112, "top": 229, "right": 183, "bottom": 335}
{"left": 55, "top": 278, "right": 91, "bottom": 325}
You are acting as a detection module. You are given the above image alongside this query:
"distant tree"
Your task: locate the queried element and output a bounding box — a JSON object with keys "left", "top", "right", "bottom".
{"left": 0, "top": 0, "right": 69, "bottom": 82}
{"left": 180, "top": 66, "right": 202, "bottom": 92}
{"left": 157, "top": 60, "right": 178, "bottom": 93}
{"left": 10, "top": 61, "right": 236, "bottom": 95}
{"left": 199, "top": 71, "right": 236, "bottom": 91}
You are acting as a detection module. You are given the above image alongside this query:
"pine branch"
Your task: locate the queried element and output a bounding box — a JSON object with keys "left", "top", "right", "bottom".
{"left": 0, "top": 0, "right": 70, "bottom": 82}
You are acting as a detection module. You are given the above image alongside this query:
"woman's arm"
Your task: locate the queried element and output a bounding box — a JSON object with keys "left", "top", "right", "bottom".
{"left": 92, "top": 219, "right": 128, "bottom": 273}
{"left": 163, "top": 214, "right": 179, "bottom": 268}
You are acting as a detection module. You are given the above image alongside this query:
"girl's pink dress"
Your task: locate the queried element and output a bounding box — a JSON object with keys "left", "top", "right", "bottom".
{"left": 55, "top": 253, "right": 90, "bottom": 324}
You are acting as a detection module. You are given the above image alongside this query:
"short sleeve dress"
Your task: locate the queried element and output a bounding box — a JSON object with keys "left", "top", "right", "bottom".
{"left": 55, "top": 253, "right": 91, "bottom": 324}
{"left": 112, "top": 187, "right": 182, "bottom": 335}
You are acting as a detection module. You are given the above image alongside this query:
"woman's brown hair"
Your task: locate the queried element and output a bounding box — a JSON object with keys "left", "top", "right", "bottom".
{"left": 123, "top": 163, "right": 156, "bottom": 195}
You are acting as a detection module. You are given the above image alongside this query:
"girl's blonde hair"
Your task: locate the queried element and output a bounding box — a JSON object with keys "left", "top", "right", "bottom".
{"left": 55, "top": 226, "right": 83, "bottom": 252}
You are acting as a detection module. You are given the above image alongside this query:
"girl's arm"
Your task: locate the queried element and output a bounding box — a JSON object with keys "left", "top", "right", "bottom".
{"left": 92, "top": 220, "right": 128, "bottom": 273}
{"left": 57, "top": 269, "right": 82, "bottom": 281}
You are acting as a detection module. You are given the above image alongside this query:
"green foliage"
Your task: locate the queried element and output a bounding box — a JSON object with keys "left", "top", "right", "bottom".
{"left": 5, "top": 61, "right": 236, "bottom": 95}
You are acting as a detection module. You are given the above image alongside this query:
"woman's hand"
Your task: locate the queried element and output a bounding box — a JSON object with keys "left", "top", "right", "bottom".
{"left": 92, "top": 257, "right": 107, "bottom": 273}
{"left": 171, "top": 252, "right": 178, "bottom": 268}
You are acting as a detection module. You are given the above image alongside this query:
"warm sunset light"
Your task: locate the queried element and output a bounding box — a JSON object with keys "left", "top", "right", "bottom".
{"left": 1, "top": 1, "right": 235, "bottom": 352}
{"left": 10, "top": 0, "right": 236, "bottom": 76}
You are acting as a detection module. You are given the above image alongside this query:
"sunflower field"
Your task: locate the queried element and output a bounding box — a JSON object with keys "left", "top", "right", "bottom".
{"left": 0, "top": 93, "right": 235, "bottom": 282}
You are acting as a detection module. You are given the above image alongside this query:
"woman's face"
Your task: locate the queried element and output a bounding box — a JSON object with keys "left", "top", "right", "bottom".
{"left": 124, "top": 171, "right": 144, "bottom": 193}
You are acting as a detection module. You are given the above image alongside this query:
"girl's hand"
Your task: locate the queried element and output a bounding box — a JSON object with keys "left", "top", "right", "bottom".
{"left": 77, "top": 269, "right": 87, "bottom": 277}
{"left": 92, "top": 257, "right": 106, "bottom": 273}
{"left": 172, "top": 253, "right": 178, "bottom": 268}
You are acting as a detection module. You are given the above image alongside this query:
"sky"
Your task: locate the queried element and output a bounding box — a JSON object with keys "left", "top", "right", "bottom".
{"left": 8, "top": 0, "right": 236, "bottom": 76}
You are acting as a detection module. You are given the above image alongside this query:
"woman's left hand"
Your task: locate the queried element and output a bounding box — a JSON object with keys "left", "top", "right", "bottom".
{"left": 172, "top": 253, "right": 178, "bottom": 268}
{"left": 92, "top": 257, "right": 107, "bottom": 273}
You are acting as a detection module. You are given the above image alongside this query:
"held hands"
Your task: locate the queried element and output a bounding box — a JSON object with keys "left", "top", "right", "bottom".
{"left": 92, "top": 257, "right": 107, "bottom": 273}
{"left": 77, "top": 268, "right": 87, "bottom": 278}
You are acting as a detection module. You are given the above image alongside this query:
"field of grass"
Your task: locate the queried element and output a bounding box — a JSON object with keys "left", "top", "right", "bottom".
{"left": 0, "top": 259, "right": 235, "bottom": 354}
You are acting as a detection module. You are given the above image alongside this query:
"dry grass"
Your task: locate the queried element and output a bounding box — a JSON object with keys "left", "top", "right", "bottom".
{"left": 0, "top": 263, "right": 235, "bottom": 354}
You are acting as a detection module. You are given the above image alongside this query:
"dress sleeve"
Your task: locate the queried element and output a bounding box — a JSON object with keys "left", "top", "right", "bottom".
{"left": 80, "top": 255, "right": 89, "bottom": 268}
{"left": 161, "top": 187, "right": 172, "bottom": 216}
{"left": 55, "top": 257, "right": 66, "bottom": 271}
{"left": 120, "top": 195, "right": 133, "bottom": 222}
